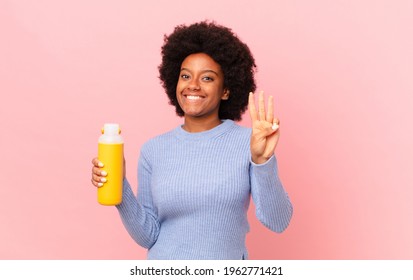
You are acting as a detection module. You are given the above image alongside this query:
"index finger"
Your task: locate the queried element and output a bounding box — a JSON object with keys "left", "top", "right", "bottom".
{"left": 248, "top": 92, "right": 258, "bottom": 122}
{"left": 92, "top": 157, "right": 104, "bottom": 167}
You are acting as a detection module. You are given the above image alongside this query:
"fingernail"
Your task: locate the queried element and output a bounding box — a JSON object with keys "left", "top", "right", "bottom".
{"left": 98, "top": 162, "right": 104, "bottom": 167}
{"left": 272, "top": 123, "right": 279, "bottom": 130}
{"left": 101, "top": 171, "right": 107, "bottom": 176}
{"left": 98, "top": 183, "right": 104, "bottom": 187}
{"left": 100, "top": 178, "right": 107, "bottom": 183}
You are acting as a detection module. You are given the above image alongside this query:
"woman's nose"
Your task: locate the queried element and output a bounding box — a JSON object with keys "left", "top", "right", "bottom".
{"left": 188, "top": 80, "right": 200, "bottom": 91}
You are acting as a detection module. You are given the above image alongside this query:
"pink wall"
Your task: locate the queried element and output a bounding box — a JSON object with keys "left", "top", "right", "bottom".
{"left": 1, "top": 0, "right": 412, "bottom": 259}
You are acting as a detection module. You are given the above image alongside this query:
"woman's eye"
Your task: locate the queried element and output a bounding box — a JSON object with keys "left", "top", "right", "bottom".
{"left": 181, "top": 74, "right": 190, "bottom": 79}
{"left": 202, "top": 76, "right": 214, "bottom": 81}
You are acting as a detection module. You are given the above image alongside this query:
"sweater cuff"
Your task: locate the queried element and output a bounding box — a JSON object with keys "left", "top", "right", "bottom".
{"left": 250, "top": 155, "right": 281, "bottom": 192}
{"left": 250, "top": 155, "right": 278, "bottom": 173}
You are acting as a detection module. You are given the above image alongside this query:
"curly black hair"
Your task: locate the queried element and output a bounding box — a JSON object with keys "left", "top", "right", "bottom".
{"left": 158, "top": 21, "right": 256, "bottom": 121}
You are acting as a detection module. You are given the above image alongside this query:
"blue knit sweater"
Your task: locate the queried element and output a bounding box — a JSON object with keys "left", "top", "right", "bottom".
{"left": 116, "top": 120, "right": 293, "bottom": 259}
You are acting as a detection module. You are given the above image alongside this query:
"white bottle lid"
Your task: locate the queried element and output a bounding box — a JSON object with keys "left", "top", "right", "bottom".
{"left": 102, "top": 123, "right": 121, "bottom": 135}
{"left": 99, "top": 123, "right": 123, "bottom": 144}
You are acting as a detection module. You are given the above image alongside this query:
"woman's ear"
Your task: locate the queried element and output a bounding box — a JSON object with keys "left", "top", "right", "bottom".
{"left": 222, "top": 89, "right": 230, "bottom": 100}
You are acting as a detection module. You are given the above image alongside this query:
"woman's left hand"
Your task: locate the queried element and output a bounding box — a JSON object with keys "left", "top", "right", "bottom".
{"left": 248, "top": 91, "right": 280, "bottom": 164}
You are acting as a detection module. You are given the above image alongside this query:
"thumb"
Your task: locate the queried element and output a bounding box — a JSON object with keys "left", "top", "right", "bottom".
{"left": 261, "top": 122, "right": 279, "bottom": 137}
{"left": 258, "top": 122, "right": 279, "bottom": 140}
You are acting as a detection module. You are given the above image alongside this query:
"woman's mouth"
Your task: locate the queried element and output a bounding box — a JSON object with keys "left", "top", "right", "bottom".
{"left": 184, "top": 94, "right": 205, "bottom": 100}
{"left": 186, "top": 95, "right": 203, "bottom": 100}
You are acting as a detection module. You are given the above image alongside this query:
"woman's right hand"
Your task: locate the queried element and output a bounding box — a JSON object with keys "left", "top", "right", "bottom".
{"left": 91, "top": 157, "right": 107, "bottom": 187}
{"left": 91, "top": 157, "right": 126, "bottom": 187}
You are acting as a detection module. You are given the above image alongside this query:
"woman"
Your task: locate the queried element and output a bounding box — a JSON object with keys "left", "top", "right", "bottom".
{"left": 91, "top": 21, "right": 293, "bottom": 260}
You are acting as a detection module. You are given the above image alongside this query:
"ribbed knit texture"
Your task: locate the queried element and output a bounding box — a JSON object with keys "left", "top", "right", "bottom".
{"left": 116, "top": 120, "right": 293, "bottom": 260}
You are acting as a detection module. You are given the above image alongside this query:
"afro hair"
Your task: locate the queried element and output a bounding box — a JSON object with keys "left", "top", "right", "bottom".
{"left": 158, "top": 21, "right": 256, "bottom": 121}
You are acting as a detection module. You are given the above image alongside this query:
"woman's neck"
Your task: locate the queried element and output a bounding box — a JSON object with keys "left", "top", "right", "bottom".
{"left": 182, "top": 116, "right": 222, "bottom": 133}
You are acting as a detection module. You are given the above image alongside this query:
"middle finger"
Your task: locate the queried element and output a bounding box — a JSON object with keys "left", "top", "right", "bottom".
{"left": 258, "top": 91, "right": 266, "bottom": 121}
{"left": 92, "top": 166, "right": 107, "bottom": 176}
{"left": 266, "top": 95, "right": 274, "bottom": 123}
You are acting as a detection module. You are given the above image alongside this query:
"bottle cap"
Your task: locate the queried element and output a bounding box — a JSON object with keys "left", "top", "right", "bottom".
{"left": 102, "top": 123, "right": 121, "bottom": 135}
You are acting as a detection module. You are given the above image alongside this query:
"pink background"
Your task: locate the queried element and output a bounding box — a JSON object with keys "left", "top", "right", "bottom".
{"left": 1, "top": 0, "right": 412, "bottom": 259}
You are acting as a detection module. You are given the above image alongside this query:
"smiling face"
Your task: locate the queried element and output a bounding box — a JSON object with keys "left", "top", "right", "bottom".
{"left": 176, "top": 53, "right": 229, "bottom": 125}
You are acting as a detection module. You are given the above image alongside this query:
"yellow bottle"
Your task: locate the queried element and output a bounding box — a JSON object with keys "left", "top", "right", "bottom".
{"left": 98, "top": 123, "right": 124, "bottom": 205}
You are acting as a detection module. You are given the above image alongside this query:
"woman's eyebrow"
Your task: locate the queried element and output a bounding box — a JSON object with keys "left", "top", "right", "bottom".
{"left": 180, "top": 68, "right": 220, "bottom": 76}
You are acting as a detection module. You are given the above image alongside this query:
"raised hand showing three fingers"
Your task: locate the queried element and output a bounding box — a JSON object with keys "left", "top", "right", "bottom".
{"left": 248, "top": 91, "right": 280, "bottom": 164}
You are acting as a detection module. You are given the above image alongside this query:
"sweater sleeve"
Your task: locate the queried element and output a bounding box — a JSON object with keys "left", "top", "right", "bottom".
{"left": 250, "top": 155, "right": 293, "bottom": 233}
{"left": 115, "top": 150, "right": 160, "bottom": 249}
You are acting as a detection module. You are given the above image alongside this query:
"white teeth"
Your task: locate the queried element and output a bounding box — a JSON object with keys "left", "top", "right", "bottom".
{"left": 186, "top": 95, "right": 202, "bottom": 100}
